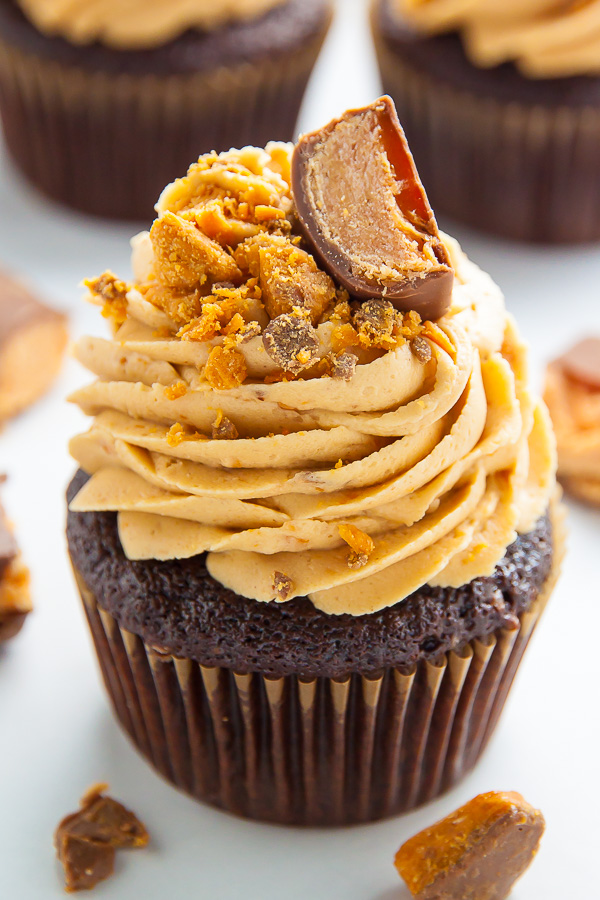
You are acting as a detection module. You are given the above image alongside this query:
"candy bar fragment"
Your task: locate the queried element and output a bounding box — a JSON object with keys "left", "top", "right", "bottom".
{"left": 395, "top": 791, "right": 545, "bottom": 900}
{"left": 292, "top": 97, "right": 454, "bottom": 320}
{"left": 0, "top": 270, "right": 67, "bottom": 421}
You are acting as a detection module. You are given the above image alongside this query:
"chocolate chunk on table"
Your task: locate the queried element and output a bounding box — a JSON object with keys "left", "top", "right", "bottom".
{"left": 395, "top": 791, "right": 545, "bottom": 900}
{"left": 291, "top": 96, "right": 454, "bottom": 320}
{"left": 55, "top": 784, "right": 149, "bottom": 892}
{"left": 0, "top": 270, "right": 67, "bottom": 421}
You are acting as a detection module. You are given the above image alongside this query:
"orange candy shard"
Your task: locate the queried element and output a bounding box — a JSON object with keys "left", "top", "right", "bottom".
{"left": 395, "top": 791, "right": 545, "bottom": 900}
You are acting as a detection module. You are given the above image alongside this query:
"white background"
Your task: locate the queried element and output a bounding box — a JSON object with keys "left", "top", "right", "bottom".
{"left": 1, "top": 1, "right": 599, "bottom": 897}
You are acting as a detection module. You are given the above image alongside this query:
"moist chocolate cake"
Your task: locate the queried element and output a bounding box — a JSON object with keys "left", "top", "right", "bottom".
{"left": 67, "top": 470, "right": 554, "bottom": 680}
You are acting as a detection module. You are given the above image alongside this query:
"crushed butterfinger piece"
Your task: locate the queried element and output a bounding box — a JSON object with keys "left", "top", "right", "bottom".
{"left": 411, "top": 336, "right": 433, "bottom": 364}
{"left": 331, "top": 322, "right": 360, "bottom": 354}
{"left": 338, "top": 524, "right": 375, "bottom": 568}
{"left": 0, "top": 270, "right": 68, "bottom": 422}
{"left": 395, "top": 791, "right": 545, "bottom": 900}
{"left": 204, "top": 346, "right": 247, "bottom": 390}
{"left": 272, "top": 571, "right": 294, "bottom": 601}
{"left": 212, "top": 410, "right": 239, "bottom": 441}
{"left": 142, "top": 281, "right": 205, "bottom": 326}
{"left": 262, "top": 312, "right": 319, "bottom": 375}
{"left": 85, "top": 271, "right": 130, "bottom": 326}
{"left": 55, "top": 784, "right": 149, "bottom": 893}
{"left": 544, "top": 337, "right": 600, "bottom": 506}
{"left": 235, "top": 234, "right": 336, "bottom": 324}
{"left": 57, "top": 833, "right": 114, "bottom": 894}
{"left": 0, "top": 498, "right": 31, "bottom": 643}
{"left": 150, "top": 211, "right": 242, "bottom": 291}
{"left": 166, "top": 423, "right": 186, "bottom": 447}
{"left": 330, "top": 351, "right": 357, "bottom": 381}
{"left": 163, "top": 381, "right": 187, "bottom": 400}
{"left": 354, "top": 298, "right": 397, "bottom": 349}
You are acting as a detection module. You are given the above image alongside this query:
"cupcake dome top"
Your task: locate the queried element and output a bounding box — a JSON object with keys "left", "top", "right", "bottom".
{"left": 17, "top": 0, "right": 287, "bottom": 48}
{"left": 68, "top": 100, "right": 557, "bottom": 616}
{"left": 396, "top": 0, "right": 600, "bottom": 78}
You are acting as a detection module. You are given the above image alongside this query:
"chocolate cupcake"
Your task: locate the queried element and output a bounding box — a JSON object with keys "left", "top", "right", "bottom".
{"left": 66, "top": 99, "right": 563, "bottom": 825}
{"left": 372, "top": 0, "right": 600, "bottom": 243}
{"left": 0, "top": 0, "right": 332, "bottom": 220}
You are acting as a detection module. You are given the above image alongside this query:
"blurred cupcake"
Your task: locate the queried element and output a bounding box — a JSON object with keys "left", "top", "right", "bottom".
{"left": 0, "top": 0, "right": 332, "bottom": 220}
{"left": 66, "top": 100, "right": 562, "bottom": 825}
{"left": 372, "top": 0, "right": 600, "bottom": 243}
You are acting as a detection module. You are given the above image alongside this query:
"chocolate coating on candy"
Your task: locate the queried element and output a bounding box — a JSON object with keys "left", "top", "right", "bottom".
{"left": 395, "top": 791, "right": 545, "bottom": 900}
{"left": 291, "top": 97, "right": 454, "bottom": 320}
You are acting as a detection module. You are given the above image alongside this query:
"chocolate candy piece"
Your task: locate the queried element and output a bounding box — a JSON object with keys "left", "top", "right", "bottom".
{"left": 56, "top": 833, "right": 115, "bottom": 893}
{"left": 0, "top": 501, "right": 31, "bottom": 643}
{"left": 0, "top": 270, "right": 67, "bottom": 421}
{"left": 291, "top": 96, "right": 454, "bottom": 320}
{"left": 395, "top": 791, "right": 545, "bottom": 900}
{"left": 557, "top": 337, "right": 600, "bottom": 390}
{"left": 55, "top": 784, "right": 149, "bottom": 892}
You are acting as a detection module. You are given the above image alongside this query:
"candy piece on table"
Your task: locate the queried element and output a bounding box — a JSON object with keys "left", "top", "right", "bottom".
{"left": 55, "top": 784, "right": 149, "bottom": 892}
{"left": 394, "top": 791, "right": 545, "bottom": 900}
{"left": 544, "top": 336, "right": 600, "bottom": 507}
{"left": 0, "top": 498, "right": 31, "bottom": 643}
{"left": 555, "top": 337, "right": 600, "bottom": 390}
{"left": 0, "top": 270, "right": 68, "bottom": 422}
{"left": 291, "top": 96, "right": 454, "bottom": 320}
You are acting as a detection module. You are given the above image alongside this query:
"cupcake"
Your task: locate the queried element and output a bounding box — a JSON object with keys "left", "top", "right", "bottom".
{"left": 372, "top": 0, "right": 600, "bottom": 243}
{"left": 0, "top": 0, "right": 332, "bottom": 221}
{"left": 67, "top": 98, "right": 563, "bottom": 826}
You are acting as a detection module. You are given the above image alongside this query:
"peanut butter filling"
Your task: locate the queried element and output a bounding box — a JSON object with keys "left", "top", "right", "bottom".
{"left": 68, "top": 143, "right": 556, "bottom": 616}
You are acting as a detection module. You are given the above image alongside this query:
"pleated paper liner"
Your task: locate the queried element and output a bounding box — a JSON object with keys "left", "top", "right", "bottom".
{"left": 72, "top": 504, "right": 564, "bottom": 827}
{"left": 0, "top": 19, "right": 329, "bottom": 221}
{"left": 372, "top": 1, "right": 600, "bottom": 244}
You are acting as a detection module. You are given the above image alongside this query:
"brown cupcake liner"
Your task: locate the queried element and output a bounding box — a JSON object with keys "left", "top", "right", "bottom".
{"left": 0, "top": 25, "right": 328, "bottom": 221}
{"left": 72, "top": 505, "right": 564, "bottom": 826}
{"left": 372, "top": 11, "right": 600, "bottom": 243}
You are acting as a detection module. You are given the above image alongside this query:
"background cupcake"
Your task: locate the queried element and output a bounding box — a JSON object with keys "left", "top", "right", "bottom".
{"left": 372, "top": 0, "right": 600, "bottom": 243}
{"left": 0, "top": 0, "right": 332, "bottom": 220}
{"left": 65, "top": 100, "right": 562, "bottom": 826}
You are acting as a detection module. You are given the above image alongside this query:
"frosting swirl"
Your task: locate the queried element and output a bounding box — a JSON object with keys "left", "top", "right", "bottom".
{"left": 396, "top": 0, "right": 600, "bottom": 78}
{"left": 68, "top": 144, "right": 556, "bottom": 616}
{"left": 17, "top": 0, "right": 286, "bottom": 49}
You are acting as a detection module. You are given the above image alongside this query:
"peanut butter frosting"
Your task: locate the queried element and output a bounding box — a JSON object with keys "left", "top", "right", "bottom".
{"left": 17, "top": 0, "right": 286, "bottom": 49}
{"left": 68, "top": 143, "right": 556, "bottom": 616}
{"left": 396, "top": 0, "right": 600, "bottom": 78}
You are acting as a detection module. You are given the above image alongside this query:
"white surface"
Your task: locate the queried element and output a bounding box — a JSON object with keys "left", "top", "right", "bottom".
{"left": 1, "top": 1, "right": 599, "bottom": 897}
